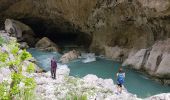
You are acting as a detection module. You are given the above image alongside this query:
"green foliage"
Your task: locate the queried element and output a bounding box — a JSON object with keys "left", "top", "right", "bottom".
{"left": 26, "top": 62, "right": 35, "bottom": 73}
{"left": 66, "top": 94, "right": 87, "bottom": 100}
{"left": 20, "top": 49, "right": 32, "bottom": 61}
{"left": 0, "top": 36, "right": 5, "bottom": 45}
{"left": 0, "top": 52, "right": 8, "bottom": 63}
{"left": 0, "top": 37, "right": 36, "bottom": 100}
{"left": 0, "top": 81, "right": 9, "bottom": 100}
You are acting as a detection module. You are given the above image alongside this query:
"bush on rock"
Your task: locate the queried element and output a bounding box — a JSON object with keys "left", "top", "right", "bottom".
{"left": 0, "top": 36, "right": 36, "bottom": 100}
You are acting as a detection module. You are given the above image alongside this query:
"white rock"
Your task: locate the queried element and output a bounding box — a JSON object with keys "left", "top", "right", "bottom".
{"left": 146, "top": 93, "right": 170, "bottom": 100}
{"left": 0, "top": 74, "right": 3, "bottom": 83}
{"left": 103, "top": 79, "right": 114, "bottom": 91}
{"left": 59, "top": 50, "right": 79, "bottom": 63}
{"left": 123, "top": 49, "right": 147, "bottom": 69}
{"left": 144, "top": 51, "right": 161, "bottom": 73}
{"left": 0, "top": 67, "right": 11, "bottom": 78}
{"left": 156, "top": 54, "right": 170, "bottom": 76}
{"left": 83, "top": 74, "right": 99, "bottom": 85}
{"left": 57, "top": 64, "right": 70, "bottom": 76}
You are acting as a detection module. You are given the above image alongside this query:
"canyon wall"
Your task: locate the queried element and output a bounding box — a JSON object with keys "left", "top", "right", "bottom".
{"left": 0, "top": 0, "right": 170, "bottom": 79}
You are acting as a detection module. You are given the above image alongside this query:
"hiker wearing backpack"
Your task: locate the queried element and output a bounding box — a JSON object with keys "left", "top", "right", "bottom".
{"left": 116, "top": 67, "right": 125, "bottom": 93}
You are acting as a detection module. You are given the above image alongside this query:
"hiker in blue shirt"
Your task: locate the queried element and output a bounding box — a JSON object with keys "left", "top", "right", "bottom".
{"left": 116, "top": 67, "right": 125, "bottom": 93}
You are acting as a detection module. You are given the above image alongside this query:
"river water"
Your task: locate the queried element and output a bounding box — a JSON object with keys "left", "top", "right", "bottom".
{"left": 27, "top": 48, "right": 170, "bottom": 98}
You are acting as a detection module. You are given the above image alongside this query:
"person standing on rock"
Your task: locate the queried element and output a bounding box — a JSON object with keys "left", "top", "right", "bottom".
{"left": 51, "top": 57, "right": 57, "bottom": 79}
{"left": 116, "top": 67, "right": 125, "bottom": 94}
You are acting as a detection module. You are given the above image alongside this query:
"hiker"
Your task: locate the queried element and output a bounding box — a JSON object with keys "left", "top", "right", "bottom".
{"left": 51, "top": 57, "right": 57, "bottom": 79}
{"left": 116, "top": 67, "right": 125, "bottom": 93}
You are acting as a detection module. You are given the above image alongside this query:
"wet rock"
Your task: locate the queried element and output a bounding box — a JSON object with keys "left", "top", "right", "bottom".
{"left": 59, "top": 50, "right": 80, "bottom": 63}
{"left": 35, "top": 37, "right": 59, "bottom": 52}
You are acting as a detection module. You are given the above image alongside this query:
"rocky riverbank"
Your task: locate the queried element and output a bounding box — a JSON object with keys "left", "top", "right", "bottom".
{"left": 34, "top": 65, "right": 139, "bottom": 100}
{"left": 1, "top": 63, "right": 169, "bottom": 100}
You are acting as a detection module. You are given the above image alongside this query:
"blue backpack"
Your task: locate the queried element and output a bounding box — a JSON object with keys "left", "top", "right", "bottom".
{"left": 117, "top": 73, "right": 125, "bottom": 84}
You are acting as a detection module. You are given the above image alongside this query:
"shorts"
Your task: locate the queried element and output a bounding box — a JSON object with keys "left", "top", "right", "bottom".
{"left": 117, "top": 83, "right": 122, "bottom": 87}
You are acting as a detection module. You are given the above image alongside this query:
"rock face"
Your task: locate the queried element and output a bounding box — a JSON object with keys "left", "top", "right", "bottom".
{"left": 123, "top": 49, "right": 147, "bottom": 70}
{"left": 4, "top": 19, "right": 37, "bottom": 46}
{"left": 123, "top": 38, "right": 170, "bottom": 80}
{"left": 59, "top": 50, "right": 80, "bottom": 63}
{"left": 1, "top": 0, "right": 170, "bottom": 80}
{"left": 104, "top": 46, "right": 129, "bottom": 61}
{"left": 0, "top": 0, "right": 170, "bottom": 52}
{"left": 35, "top": 37, "right": 59, "bottom": 52}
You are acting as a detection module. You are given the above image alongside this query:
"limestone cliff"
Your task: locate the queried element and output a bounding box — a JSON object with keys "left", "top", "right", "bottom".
{"left": 0, "top": 0, "right": 170, "bottom": 50}
{"left": 123, "top": 39, "right": 170, "bottom": 81}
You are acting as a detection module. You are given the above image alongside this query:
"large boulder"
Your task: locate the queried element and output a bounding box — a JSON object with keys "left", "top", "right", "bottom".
{"left": 123, "top": 49, "right": 147, "bottom": 70}
{"left": 59, "top": 50, "right": 79, "bottom": 63}
{"left": 35, "top": 37, "right": 59, "bottom": 52}
{"left": 155, "top": 54, "right": 170, "bottom": 77}
{"left": 123, "top": 38, "right": 170, "bottom": 79}
{"left": 145, "top": 39, "right": 170, "bottom": 77}
{"left": 4, "top": 19, "right": 37, "bottom": 46}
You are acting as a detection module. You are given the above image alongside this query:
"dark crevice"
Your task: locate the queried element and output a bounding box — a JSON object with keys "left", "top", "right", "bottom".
{"left": 155, "top": 54, "right": 163, "bottom": 72}
{"left": 141, "top": 48, "right": 152, "bottom": 69}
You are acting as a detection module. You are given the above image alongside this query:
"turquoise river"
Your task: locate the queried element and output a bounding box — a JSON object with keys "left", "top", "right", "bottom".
{"left": 27, "top": 48, "right": 170, "bottom": 98}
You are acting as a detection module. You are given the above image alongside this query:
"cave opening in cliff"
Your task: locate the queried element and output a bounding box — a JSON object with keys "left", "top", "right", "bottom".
{"left": 19, "top": 18, "right": 92, "bottom": 50}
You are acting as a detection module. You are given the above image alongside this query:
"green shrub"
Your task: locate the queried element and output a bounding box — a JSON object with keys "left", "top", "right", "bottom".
{"left": 66, "top": 94, "right": 88, "bottom": 100}
{"left": 0, "top": 37, "right": 36, "bottom": 100}
{"left": 0, "top": 36, "right": 5, "bottom": 45}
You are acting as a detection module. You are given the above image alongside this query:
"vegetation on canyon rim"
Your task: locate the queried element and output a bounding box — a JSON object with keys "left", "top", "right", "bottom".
{"left": 0, "top": 36, "right": 36, "bottom": 100}
{"left": 0, "top": 36, "right": 89, "bottom": 100}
